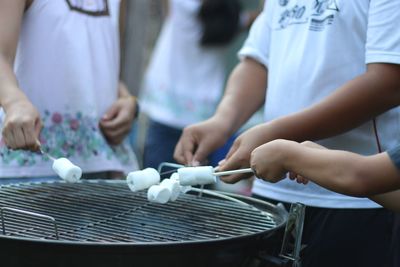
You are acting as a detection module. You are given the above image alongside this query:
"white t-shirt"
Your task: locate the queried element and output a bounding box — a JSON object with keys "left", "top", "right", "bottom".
{"left": 0, "top": 0, "right": 138, "bottom": 178}
{"left": 140, "top": 0, "right": 227, "bottom": 129}
{"left": 239, "top": 0, "right": 400, "bottom": 208}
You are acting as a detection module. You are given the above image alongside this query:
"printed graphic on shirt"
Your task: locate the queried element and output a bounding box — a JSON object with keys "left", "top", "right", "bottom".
{"left": 276, "top": 0, "right": 339, "bottom": 31}
{"left": 66, "top": 0, "right": 109, "bottom": 16}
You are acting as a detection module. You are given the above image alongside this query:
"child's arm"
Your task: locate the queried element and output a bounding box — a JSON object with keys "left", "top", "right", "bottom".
{"left": 0, "top": 0, "right": 41, "bottom": 151}
{"left": 99, "top": 81, "right": 137, "bottom": 145}
{"left": 250, "top": 140, "right": 400, "bottom": 197}
{"left": 370, "top": 190, "right": 400, "bottom": 212}
{"left": 219, "top": 63, "right": 400, "bottom": 183}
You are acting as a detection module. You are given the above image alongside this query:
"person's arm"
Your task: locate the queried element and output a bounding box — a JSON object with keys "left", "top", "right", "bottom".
{"left": 0, "top": 0, "right": 41, "bottom": 151}
{"left": 161, "top": 0, "right": 169, "bottom": 18}
{"left": 173, "top": 57, "right": 267, "bottom": 165}
{"left": 219, "top": 63, "right": 400, "bottom": 183}
{"left": 267, "top": 63, "right": 400, "bottom": 142}
{"left": 250, "top": 140, "right": 400, "bottom": 197}
{"left": 99, "top": 2, "right": 138, "bottom": 145}
{"left": 99, "top": 82, "right": 138, "bottom": 146}
{"left": 370, "top": 190, "right": 400, "bottom": 212}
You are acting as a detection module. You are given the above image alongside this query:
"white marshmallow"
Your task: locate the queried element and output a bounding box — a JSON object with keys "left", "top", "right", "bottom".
{"left": 170, "top": 172, "right": 179, "bottom": 181}
{"left": 160, "top": 179, "right": 180, "bottom": 201}
{"left": 147, "top": 185, "right": 171, "bottom": 204}
{"left": 170, "top": 173, "right": 192, "bottom": 193}
{"left": 52, "top": 157, "right": 82, "bottom": 183}
{"left": 126, "top": 168, "right": 160, "bottom": 192}
{"left": 177, "top": 166, "right": 216, "bottom": 186}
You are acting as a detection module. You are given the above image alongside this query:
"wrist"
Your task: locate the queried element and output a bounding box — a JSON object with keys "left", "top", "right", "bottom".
{"left": 282, "top": 141, "right": 302, "bottom": 172}
{"left": 210, "top": 113, "right": 236, "bottom": 137}
{"left": 125, "top": 95, "right": 140, "bottom": 119}
{"left": 1, "top": 90, "right": 29, "bottom": 112}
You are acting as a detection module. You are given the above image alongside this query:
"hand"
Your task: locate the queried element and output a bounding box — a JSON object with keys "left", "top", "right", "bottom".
{"left": 288, "top": 141, "right": 328, "bottom": 184}
{"left": 250, "top": 139, "right": 297, "bottom": 183}
{"left": 99, "top": 96, "right": 137, "bottom": 145}
{"left": 174, "top": 117, "right": 231, "bottom": 166}
{"left": 218, "top": 123, "right": 273, "bottom": 183}
{"left": 2, "top": 98, "right": 42, "bottom": 151}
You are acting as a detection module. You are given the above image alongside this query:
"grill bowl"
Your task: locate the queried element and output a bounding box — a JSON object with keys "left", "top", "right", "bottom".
{"left": 0, "top": 180, "right": 287, "bottom": 267}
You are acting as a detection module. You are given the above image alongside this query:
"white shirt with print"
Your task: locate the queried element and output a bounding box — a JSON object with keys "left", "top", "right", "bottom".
{"left": 0, "top": 0, "right": 138, "bottom": 178}
{"left": 239, "top": 0, "right": 400, "bottom": 208}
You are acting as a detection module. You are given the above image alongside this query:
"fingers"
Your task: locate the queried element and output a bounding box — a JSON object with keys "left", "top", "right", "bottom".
{"left": 181, "top": 136, "right": 195, "bottom": 165}
{"left": 288, "top": 172, "right": 308, "bottom": 184}
{"left": 219, "top": 152, "right": 252, "bottom": 184}
{"left": 22, "top": 121, "right": 40, "bottom": 151}
{"left": 102, "top": 103, "right": 120, "bottom": 121}
{"left": 192, "top": 140, "right": 214, "bottom": 166}
{"left": 100, "top": 122, "right": 131, "bottom": 145}
{"left": 2, "top": 128, "right": 16, "bottom": 149}
{"left": 221, "top": 172, "right": 254, "bottom": 184}
{"left": 174, "top": 127, "right": 197, "bottom": 165}
{"left": 100, "top": 104, "right": 134, "bottom": 145}
{"left": 224, "top": 140, "right": 239, "bottom": 161}
{"left": 173, "top": 140, "right": 186, "bottom": 164}
{"left": 2, "top": 119, "right": 41, "bottom": 150}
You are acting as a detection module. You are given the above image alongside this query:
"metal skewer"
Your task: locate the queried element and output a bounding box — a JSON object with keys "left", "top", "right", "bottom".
{"left": 213, "top": 168, "right": 254, "bottom": 177}
{"left": 36, "top": 141, "right": 56, "bottom": 161}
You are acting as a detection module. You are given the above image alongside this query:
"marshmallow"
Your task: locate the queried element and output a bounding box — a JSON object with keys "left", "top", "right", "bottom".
{"left": 170, "top": 173, "right": 192, "bottom": 193}
{"left": 177, "top": 166, "right": 216, "bottom": 186}
{"left": 126, "top": 168, "right": 160, "bottom": 192}
{"left": 52, "top": 157, "right": 82, "bottom": 183}
{"left": 147, "top": 185, "right": 171, "bottom": 204}
{"left": 160, "top": 178, "right": 180, "bottom": 201}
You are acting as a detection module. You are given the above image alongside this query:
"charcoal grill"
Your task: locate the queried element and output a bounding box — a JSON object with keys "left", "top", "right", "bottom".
{"left": 0, "top": 179, "right": 300, "bottom": 267}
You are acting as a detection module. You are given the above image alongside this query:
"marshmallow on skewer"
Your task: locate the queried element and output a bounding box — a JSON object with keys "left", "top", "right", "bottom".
{"left": 147, "top": 185, "right": 171, "bottom": 204}
{"left": 160, "top": 178, "right": 181, "bottom": 201}
{"left": 52, "top": 157, "right": 82, "bottom": 183}
{"left": 170, "top": 173, "right": 192, "bottom": 193}
{"left": 126, "top": 168, "right": 160, "bottom": 192}
{"left": 177, "top": 166, "right": 216, "bottom": 186}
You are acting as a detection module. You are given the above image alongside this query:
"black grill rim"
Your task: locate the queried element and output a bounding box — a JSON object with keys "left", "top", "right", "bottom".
{"left": 0, "top": 180, "right": 288, "bottom": 246}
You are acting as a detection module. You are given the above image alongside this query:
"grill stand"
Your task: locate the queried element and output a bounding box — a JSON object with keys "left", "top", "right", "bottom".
{"left": 279, "top": 203, "right": 305, "bottom": 267}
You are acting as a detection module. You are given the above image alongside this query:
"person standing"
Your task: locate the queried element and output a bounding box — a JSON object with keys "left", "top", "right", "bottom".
{"left": 0, "top": 0, "right": 139, "bottom": 183}
{"left": 174, "top": 1, "right": 400, "bottom": 266}
{"left": 139, "top": 0, "right": 245, "bottom": 173}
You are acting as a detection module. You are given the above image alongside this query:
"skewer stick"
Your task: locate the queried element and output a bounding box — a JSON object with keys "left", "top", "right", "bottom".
{"left": 213, "top": 168, "right": 254, "bottom": 177}
{"left": 36, "top": 140, "right": 56, "bottom": 161}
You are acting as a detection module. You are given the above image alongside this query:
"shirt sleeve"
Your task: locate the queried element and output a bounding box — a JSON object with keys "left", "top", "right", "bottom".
{"left": 387, "top": 144, "right": 400, "bottom": 171}
{"left": 237, "top": 4, "right": 271, "bottom": 68}
{"left": 365, "top": 0, "right": 400, "bottom": 64}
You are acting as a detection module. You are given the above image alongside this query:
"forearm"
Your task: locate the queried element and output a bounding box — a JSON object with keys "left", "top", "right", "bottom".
{"left": 265, "top": 64, "right": 400, "bottom": 143}
{"left": 213, "top": 58, "right": 267, "bottom": 135}
{"left": 0, "top": 0, "right": 27, "bottom": 111}
{"left": 161, "top": 0, "right": 169, "bottom": 18}
{"left": 117, "top": 81, "right": 131, "bottom": 98}
{"left": 0, "top": 56, "right": 27, "bottom": 110}
{"left": 370, "top": 190, "right": 400, "bottom": 212}
{"left": 285, "top": 144, "right": 400, "bottom": 196}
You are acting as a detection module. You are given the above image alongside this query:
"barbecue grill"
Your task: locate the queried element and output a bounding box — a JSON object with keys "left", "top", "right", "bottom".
{"left": 0, "top": 179, "right": 303, "bottom": 267}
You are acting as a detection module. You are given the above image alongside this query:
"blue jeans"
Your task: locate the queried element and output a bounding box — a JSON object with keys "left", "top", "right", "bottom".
{"left": 143, "top": 120, "right": 237, "bottom": 177}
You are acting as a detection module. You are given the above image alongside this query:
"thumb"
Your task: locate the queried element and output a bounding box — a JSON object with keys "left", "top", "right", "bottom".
{"left": 224, "top": 141, "right": 239, "bottom": 162}
{"left": 192, "top": 141, "right": 213, "bottom": 167}
{"left": 102, "top": 103, "right": 120, "bottom": 121}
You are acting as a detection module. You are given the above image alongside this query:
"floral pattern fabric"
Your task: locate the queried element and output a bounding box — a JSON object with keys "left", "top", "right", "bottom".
{"left": 0, "top": 110, "right": 131, "bottom": 167}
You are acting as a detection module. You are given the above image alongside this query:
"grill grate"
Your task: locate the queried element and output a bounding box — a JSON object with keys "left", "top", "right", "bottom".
{"left": 0, "top": 180, "right": 279, "bottom": 244}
